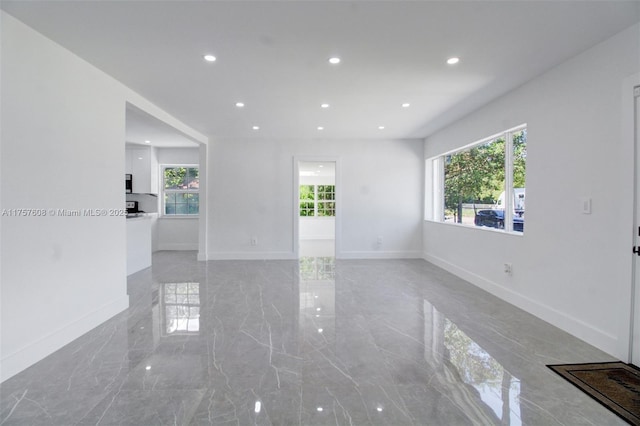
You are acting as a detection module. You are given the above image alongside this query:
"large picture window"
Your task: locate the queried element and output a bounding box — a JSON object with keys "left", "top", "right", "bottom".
{"left": 430, "top": 125, "right": 526, "bottom": 233}
{"left": 163, "top": 166, "right": 199, "bottom": 216}
{"left": 299, "top": 185, "right": 335, "bottom": 217}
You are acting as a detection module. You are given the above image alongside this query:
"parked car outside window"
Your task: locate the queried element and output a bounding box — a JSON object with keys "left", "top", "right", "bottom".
{"left": 474, "top": 209, "right": 524, "bottom": 232}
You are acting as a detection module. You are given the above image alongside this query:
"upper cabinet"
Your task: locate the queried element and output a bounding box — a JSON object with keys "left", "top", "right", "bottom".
{"left": 126, "top": 146, "right": 158, "bottom": 194}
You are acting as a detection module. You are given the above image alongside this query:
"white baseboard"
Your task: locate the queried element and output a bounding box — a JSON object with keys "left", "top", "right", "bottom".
{"left": 300, "top": 235, "right": 335, "bottom": 240}
{"left": 158, "top": 243, "right": 199, "bottom": 251}
{"left": 208, "top": 250, "right": 423, "bottom": 260}
{"left": 208, "top": 251, "right": 297, "bottom": 260}
{"left": 423, "top": 252, "right": 618, "bottom": 356}
{"left": 338, "top": 250, "right": 423, "bottom": 260}
{"left": 1, "top": 296, "right": 129, "bottom": 383}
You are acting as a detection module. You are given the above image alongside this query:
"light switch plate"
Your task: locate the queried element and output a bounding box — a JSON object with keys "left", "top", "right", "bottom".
{"left": 581, "top": 197, "right": 592, "bottom": 214}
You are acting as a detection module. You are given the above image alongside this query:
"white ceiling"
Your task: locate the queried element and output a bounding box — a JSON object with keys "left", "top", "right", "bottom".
{"left": 3, "top": 1, "right": 639, "bottom": 141}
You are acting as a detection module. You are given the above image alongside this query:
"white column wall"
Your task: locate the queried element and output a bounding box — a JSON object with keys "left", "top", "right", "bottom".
{"left": 0, "top": 13, "right": 207, "bottom": 381}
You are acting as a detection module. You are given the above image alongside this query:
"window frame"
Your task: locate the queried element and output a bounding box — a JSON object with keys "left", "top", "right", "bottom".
{"left": 427, "top": 124, "right": 526, "bottom": 234}
{"left": 299, "top": 184, "right": 336, "bottom": 218}
{"left": 161, "top": 164, "right": 200, "bottom": 218}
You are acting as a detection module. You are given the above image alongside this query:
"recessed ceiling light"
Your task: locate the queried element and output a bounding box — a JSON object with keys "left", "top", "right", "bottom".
{"left": 328, "top": 57, "right": 341, "bottom": 65}
{"left": 319, "top": 165, "right": 324, "bottom": 168}
{"left": 144, "top": 140, "right": 151, "bottom": 144}
{"left": 317, "top": 407, "right": 324, "bottom": 412}
{"left": 203, "top": 54, "right": 216, "bottom": 62}
{"left": 321, "top": 103, "right": 330, "bottom": 108}
{"left": 402, "top": 103, "right": 410, "bottom": 108}
{"left": 252, "top": 126, "right": 260, "bottom": 130}
{"left": 447, "top": 57, "right": 460, "bottom": 65}
{"left": 235, "top": 102, "right": 245, "bottom": 108}
{"left": 378, "top": 126, "right": 385, "bottom": 130}
{"left": 317, "top": 126, "right": 324, "bottom": 130}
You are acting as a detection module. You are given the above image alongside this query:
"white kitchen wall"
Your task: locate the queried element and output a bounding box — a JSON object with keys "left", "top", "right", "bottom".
{"left": 156, "top": 147, "right": 199, "bottom": 165}
{"left": 208, "top": 139, "right": 424, "bottom": 259}
{"left": 156, "top": 147, "right": 200, "bottom": 251}
{"left": 423, "top": 23, "right": 640, "bottom": 359}
{"left": 157, "top": 219, "right": 199, "bottom": 251}
{"left": 0, "top": 12, "right": 207, "bottom": 382}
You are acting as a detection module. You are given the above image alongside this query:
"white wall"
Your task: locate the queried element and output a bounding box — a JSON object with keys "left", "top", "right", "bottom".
{"left": 156, "top": 147, "right": 200, "bottom": 251}
{"left": 423, "top": 23, "right": 640, "bottom": 359}
{"left": 156, "top": 147, "right": 199, "bottom": 165}
{"left": 0, "top": 13, "right": 207, "bottom": 382}
{"left": 299, "top": 218, "right": 335, "bottom": 240}
{"left": 208, "top": 139, "right": 423, "bottom": 259}
{"left": 157, "top": 218, "right": 199, "bottom": 251}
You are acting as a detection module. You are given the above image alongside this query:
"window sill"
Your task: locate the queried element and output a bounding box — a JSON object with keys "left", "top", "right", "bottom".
{"left": 299, "top": 216, "right": 336, "bottom": 219}
{"left": 159, "top": 215, "right": 199, "bottom": 220}
{"left": 423, "top": 219, "right": 524, "bottom": 236}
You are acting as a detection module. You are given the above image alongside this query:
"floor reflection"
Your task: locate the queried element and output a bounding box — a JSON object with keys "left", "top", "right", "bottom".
{"left": 298, "top": 241, "right": 336, "bottom": 344}
{"left": 161, "top": 282, "right": 201, "bottom": 336}
{"left": 424, "top": 299, "right": 522, "bottom": 425}
{"left": 444, "top": 318, "right": 521, "bottom": 425}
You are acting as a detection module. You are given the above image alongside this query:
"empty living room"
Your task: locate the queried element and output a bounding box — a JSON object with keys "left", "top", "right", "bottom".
{"left": 2, "top": 1, "right": 640, "bottom": 424}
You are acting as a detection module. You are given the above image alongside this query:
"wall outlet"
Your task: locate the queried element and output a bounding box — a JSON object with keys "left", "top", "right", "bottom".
{"left": 503, "top": 263, "right": 512, "bottom": 275}
{"left": 251, "top": 236, "right": 258, "bottom": 246}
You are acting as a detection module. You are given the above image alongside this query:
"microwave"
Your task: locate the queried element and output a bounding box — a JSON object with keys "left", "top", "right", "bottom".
{"left": 126, "top": 201, "right": 139, "bottom": 214}
{"left": 125, "top": 174, "right": 132, "bottom": 194}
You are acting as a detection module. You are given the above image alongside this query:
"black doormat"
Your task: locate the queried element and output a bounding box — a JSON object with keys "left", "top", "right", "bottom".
{"left": 548, "top": 362, "right": 640, "bottom": 425}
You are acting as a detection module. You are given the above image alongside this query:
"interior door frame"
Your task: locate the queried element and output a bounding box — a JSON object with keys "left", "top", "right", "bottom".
{"left": 625, "top": 72, "right": 640, "bottom": 364}
{"left": 293, "top": 156, "right": 341, "bottom": 259}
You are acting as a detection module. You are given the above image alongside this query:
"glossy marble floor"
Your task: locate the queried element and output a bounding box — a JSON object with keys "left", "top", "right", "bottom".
{"left": 0, "top": 243, "right": 625, "bottom": 425}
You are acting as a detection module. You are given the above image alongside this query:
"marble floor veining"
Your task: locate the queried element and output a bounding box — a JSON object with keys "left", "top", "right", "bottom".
{"left": 0, "top": 246, "right": 625, "bottom": 425}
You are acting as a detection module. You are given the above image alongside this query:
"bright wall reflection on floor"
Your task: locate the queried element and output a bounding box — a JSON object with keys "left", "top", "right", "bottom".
{"left": 424, "top": 299, "right": 522, "bottom": 424}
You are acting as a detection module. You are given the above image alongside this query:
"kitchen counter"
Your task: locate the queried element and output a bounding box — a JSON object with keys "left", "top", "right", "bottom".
{"left": 126, "top": 215, "right": 151, "bottom": 275}
{"left": 126, "top": 213, "right": 150, "bottom": 221}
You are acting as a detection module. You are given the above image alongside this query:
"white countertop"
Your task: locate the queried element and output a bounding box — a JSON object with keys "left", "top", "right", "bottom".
{"left": 126, "top": 213, "right": 152, "bottom": 221}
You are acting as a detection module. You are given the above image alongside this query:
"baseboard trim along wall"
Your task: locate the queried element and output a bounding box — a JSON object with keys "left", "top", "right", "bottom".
{"left": 300, "top": 235, "right": 335, "bottom": 240}
{"left": 208, "top": 251, "right": 298, "bottom": 260}
{"left": 157, "top": 243, "right": 199, "bottom": 251}
{"left": 207, "top": 250, "right": 423, "bottom": 261}
{"left": 0, "top": 296, "right": 129, "bottom": 383}
{"left": 423, "top": 252, "right": 619, "bottom": 357}
{"left": 338, "top": 250, "right": 423, "bottom": 260}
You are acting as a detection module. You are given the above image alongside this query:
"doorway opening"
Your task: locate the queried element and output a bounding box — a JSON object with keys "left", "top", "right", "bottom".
{"left": 297, "top": 161, "right": 337, "bottom": 258}
{"left": 125, "top": 102, "right": 207, "bottom": 269}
